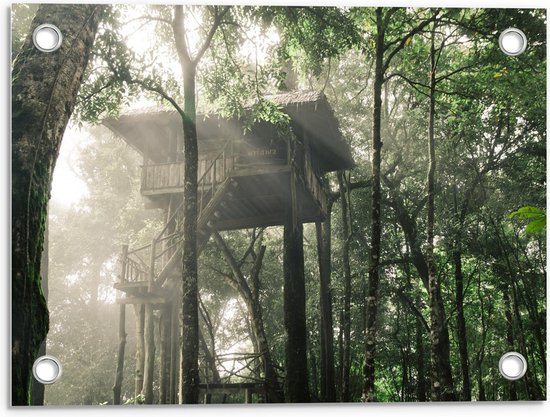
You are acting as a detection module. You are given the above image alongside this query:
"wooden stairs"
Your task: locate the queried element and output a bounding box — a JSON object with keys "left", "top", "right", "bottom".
{"left": 115, "top": 142, "right": 237, "bottom": 306}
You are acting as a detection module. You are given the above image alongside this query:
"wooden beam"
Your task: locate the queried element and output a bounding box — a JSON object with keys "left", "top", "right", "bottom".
{"left": 116, "top": 296, "right": 167, "bottom": 305}
{"left": 231, "top": 165, "right": 291, "bottom": 178}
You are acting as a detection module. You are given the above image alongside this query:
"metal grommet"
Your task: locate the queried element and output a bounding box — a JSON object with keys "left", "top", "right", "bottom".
{"left": 498, "top": 352, "right": 527, "bottom": 381}
{"left": 32, "top": 23, "right": 63, "bottom": 52}
{"left": 499, "top": 28, "right": 527, "bottom": 56}
{"left": 32, "top": 355, "right": 62, "bottom": 385}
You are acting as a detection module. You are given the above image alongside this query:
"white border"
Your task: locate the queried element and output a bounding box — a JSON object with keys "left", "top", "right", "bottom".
{"left": 2, "top": 1, "right": 549, "bottom": 416}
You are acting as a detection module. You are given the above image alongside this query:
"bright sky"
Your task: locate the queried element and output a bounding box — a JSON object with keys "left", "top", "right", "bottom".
{"left": 50, "top": 125, "right": 89, "bottom": 207}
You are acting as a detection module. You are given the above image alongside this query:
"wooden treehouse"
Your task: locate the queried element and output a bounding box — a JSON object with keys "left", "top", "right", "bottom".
{"left": 104, "top": 91, "right": 353, "bottom": 404}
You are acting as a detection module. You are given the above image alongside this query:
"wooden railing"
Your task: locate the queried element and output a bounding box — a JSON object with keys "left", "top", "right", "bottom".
{"left": 141, "top": 143, "right": 236, "bottom": 195}
{"left": 120, "top": 142, "right": 235, "bottom": 286}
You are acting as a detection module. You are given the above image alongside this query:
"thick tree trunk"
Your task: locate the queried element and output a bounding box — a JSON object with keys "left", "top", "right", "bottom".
{"left": 283, "top": 132, "right": 309, "bottom": 402}
{"left": 30, "top": 217, "right": 48, "bottom": 406}
{"left": 172, "top": 6, "right": 203, "bottom": 403}
{"left": 363, "top": 7, "right": 384, "bottom": 402}
{"left": 338, "top": 172, "right": 352, "bottom": 402}
{"left": 11, "top": 4, "right": 103, "bottom": 405}
{"left": 315, "top": 211, "right": 336, "bottom": 402}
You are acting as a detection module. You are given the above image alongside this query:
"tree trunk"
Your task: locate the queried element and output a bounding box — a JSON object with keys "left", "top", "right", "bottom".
{"left": 169, "top": 299, "right": 180, "bottom": 404}
{"left": 11, "top": 4, "right": 104, "bottom": 405}
{"left": 113, "top": 304, "right": 127, "bottom": 405}
{"left": 426, "top": 22, "right": 454, "bottom": 401}
{"left": 502, "top": 284, "right": 517, "bottom": 401}
{"left": 159, "top": 306, "right": 172, "bottom": 404}
{"left": 415, "top": 310, "right": 427, "bottom": 402}
{"left": 338, "top": 172, "right": 352, "bottom": 402}
{"left": 250, "top": 247, "right": 284, "bottom": 402}
{"left": 315, "top": 211, "right": 336, "bottom": 402}
{"left": 454, "top": 247, "right": 471, "bottom": 400}
{"left": 283, "top": 132, "right": 309, "bottom": 402}
{"left": 363, "top": 7, "right": 384, "bottom": 402}
{"left": 113, "top": 244, "right": 128, "bottom": 405}
{"left": 143, "top": 304, "right": 155, "bottom": 403}
{"left": 475, "top": 272, "right": 486, "bottom": 401}
{"left": 30, "top": 216, "right": 49, "bottom": 406}
{"left": 134, "top": 304, "right": 145, "bottom": 401}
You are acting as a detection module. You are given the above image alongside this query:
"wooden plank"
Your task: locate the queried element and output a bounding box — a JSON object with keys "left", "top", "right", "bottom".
{"left": 116, "top": 296, "right": 167, "bottom": 305}
{"left": 114, "top": 281, "right": 149, "bottom": 290}
{"left": 231, "top": 165, "right": 291, "bottom": 178}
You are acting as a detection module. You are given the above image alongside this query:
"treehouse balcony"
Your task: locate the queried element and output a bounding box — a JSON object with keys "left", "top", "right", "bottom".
{"left": 139, "top": 141, "right": 328, "bottom": 229}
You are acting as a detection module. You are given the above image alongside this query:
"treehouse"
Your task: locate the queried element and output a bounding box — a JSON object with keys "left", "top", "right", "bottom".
{"left": 103, "top": 90, "right": 353, "bottom": 404}
{"left": 104, "top": 91, "right": 353, "bottom": 228}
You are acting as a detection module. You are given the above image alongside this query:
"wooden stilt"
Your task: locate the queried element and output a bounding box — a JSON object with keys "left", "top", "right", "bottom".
{"left": 134, "top": 304, "right": 145, "bottom": 403}
{"left": 159, "top": 305, "right": 171, "bottom": 404}
{"left": 113, "top": 304, "right": 127, "bottom": 404}
{"left": 143, "top": 303, "right": 156, "bottom": 403}
{"left": 113, "top": 244, "right": 128, "bottom": 405}
{"left": 169, "top": 298, "right": 180, "bottom": 404}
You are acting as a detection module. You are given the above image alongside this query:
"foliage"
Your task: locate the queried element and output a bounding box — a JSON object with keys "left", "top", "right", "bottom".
{"left": 509, "top": 206, "right": 546, "bottom": 234}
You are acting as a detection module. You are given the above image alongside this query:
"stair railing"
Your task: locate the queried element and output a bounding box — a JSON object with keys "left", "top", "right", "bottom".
{"left": 119, "top": 140, "right": 235, "bottom": 287}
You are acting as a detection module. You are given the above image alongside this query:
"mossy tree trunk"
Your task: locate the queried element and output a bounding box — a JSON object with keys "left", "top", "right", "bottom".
{"left": 11, "top": 4, "right": 104, "bottom": 405}
{"left": 30, "top": 217, "right": 48, "bottom": 406}
{"left": 283, "top": 132, "right": 310, "bottom": 403}
{"left": 172, "top": 5, "right": 230, "bottom": 404}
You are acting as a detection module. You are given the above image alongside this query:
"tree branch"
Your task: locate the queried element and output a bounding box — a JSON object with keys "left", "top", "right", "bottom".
{"left": 383, "top": 9, "right": 441, "bottom": 72}
{"left": 193, "top": 6, "right": 231, "bottom": 65}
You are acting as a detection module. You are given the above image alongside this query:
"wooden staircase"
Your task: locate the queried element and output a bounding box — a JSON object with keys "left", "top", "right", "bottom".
{"left": 115, "top": 142, "right": 236, "bottom": 305}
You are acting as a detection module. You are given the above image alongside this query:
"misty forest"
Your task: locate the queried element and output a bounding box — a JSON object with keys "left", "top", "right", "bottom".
{"left": 12, "top": 4, "right": 546, "bottom": 405}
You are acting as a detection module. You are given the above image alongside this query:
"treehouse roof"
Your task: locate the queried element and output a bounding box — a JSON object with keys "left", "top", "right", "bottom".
{"left": 103, "top": 91, "right": 354, "bottom": 173}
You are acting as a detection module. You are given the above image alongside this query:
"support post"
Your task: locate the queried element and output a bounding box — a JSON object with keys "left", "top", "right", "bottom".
{"left": 169, "top": 298, "right": 180, "bottom": 404}
{"left": 159, "top": 305, "right": 171, "bottom": 404}
{"left": 143, "top": 303, "right": 156, "bottom": 404}
{"left": 315, "top": 218, "right": 336, "bottom": 402}
{"left": 113, "top": 244, "right": 129, "bottom": 404}
{"left": 134, "top": 304, "right": 145, "bottom": 402}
